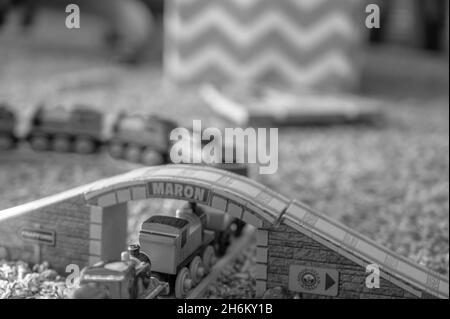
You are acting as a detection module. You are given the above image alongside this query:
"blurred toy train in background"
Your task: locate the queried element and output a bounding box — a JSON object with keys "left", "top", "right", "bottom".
{"left": 0, "top": 103, "right": 248, "bottom": 176}
{"left": 108, "top": 112, "right": 177, "bottom": 166}
{"left": 71, "top": 202, "right": 245, "bottom": 299}
{"left": 27, "top": 106, "right": 104, "bottom": 154}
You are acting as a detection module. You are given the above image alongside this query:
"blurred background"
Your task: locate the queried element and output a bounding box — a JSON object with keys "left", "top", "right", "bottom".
{"left": 0, "top": 0, "right": 448, "bottom": 298}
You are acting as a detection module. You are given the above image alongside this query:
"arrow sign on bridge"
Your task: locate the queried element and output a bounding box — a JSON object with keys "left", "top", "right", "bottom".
{"left": 289, "top": 265, "right": 339, "bottom": 297}
{"left": 325, "top": 273, "right": 336, "bottom": 291}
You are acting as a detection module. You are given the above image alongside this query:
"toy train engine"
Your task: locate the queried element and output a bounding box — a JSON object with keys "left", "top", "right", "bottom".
{"left": 0, "top": 104, "right": 18, "bottom": 150}
{"left": 27, "top": 105, "right": 103, "bottom": 154}
{"left": 138, "top": 205, "right": 217, "bottom": 298}
{"left": 70, "top": 247, "right": 168, "bottom": 299}
{"left": 169, "top": 202, "right": 240, "bottom": 256}
{"left": 109, "top": 113, "right": 177, "bottom": 166}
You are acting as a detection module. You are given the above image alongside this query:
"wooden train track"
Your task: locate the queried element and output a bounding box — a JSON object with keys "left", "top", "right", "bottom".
{"left": 0, "top": 149, "right": 40, "bottom": 163}
{"left": 0, "top": 148, "right": 85, "bottom": 163}
{"left": 186, "top": 226, "right": 256, "bottom": 299}
{"left": 0, "top": 148, "right": 141, "bottom": 171}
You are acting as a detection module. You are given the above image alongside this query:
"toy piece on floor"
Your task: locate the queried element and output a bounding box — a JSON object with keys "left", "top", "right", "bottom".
{"left": 108, "top": 112, "right": 178, "bottom": 166}
{"left": 70, "top": 245, "right": 169, "bottom": 299}
{"left": 27, "top": 105, "right": 104, "bottom": 154}
{"left": 200, "top": 85, "right": 384, "bottom": 127}
{"left": 0, "top": 103, "right": 18, "bottom": 150}
{"left": 201, "top": 136, "right": 249, "bottom": 177}
{"left": 173, "top": 129, "right": 249, "bottom": 177}
{"left": 212, "top": 163, "right": 248, "bottom": 177}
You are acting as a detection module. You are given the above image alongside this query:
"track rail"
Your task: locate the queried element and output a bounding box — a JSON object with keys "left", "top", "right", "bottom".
{"left": 0, "top": 149, "right": 40, "bottom": 162}
{"left": 187, "top": 226, "right": 256, "bottom": 299}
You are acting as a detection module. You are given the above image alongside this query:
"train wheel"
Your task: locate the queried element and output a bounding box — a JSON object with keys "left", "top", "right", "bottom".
{"left": 52, "top": 135, "right": 71, "bottom": 153}
{"left": 202, "top": 246, "right": 216, "bottom": 274}
{"left": 0, "top": 134, "right": 13, "bottom": 150}
{"left": 125, "top": 144, "right": 142, "bottom": 163}
{"left": 75, "top": 137, "right": 96, "bottom": 154}
{"left": 108, "top": 141, "right": 124, "bottom": 159}
{"left": 189, "top": 256, "right": 205, "bottom": 285}
{"left": 141, "top": 149, "right": 164, "bottom": 166}
{"left": 29, "top": 134, "right": 49, "bottom": 151}
{"left": 174, "top": 267, "right": 192, "bottom": 299}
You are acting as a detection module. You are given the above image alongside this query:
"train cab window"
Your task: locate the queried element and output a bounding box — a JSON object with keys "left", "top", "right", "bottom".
{"left": 181, "top": 229, "right": 187, "bottom": 248}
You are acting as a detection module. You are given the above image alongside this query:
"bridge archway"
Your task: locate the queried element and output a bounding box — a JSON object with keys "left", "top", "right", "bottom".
{"left": 84, "top": 165, "right": 290, "bottom": 228}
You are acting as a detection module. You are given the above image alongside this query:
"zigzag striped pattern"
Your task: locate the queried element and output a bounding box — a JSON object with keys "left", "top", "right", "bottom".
{"left": 164, "top": 0, "right": 364, "bottom": 90}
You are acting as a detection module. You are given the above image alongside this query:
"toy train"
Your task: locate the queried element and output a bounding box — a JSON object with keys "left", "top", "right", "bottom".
{"left": 108, "top": 112, "right": 177, "bottom": 166}
{"left": 27, "top": 105, "right": 104, "bottom": 154}
{"left": 71, "top": 202, "right": 244, "bottom": 299}
{"left": 0, "top": 104, "right": 248, "bottom": 176}
{"left": 70, "top": 249, "right": 169, "bottom": 299}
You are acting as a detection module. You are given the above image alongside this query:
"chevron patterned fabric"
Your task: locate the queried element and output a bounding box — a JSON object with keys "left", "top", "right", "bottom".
{"left": 164, "top": 0, "right": 365, "bottom": 91}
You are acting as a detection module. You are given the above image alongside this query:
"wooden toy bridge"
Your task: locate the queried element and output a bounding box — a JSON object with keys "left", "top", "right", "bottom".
{"left": 0, "top": 164, "right": 448, "bottom": 299}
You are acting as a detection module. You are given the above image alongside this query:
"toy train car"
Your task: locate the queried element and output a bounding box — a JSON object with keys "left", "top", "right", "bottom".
{"left": 108, "top": 113, "right": 178, "bottom": 165}
{"left": 70, "top": 247, "right": 168, "bottom": 299}
{"left": 138, "top": 203, "right": 217, "bottom": 298}
{"left": 27, "top": 106, "right": 103, "bottom": 154}
{"left": 0, "top": 104, "right": 18, "bottom": 150}
{"left": 201, "top": 204, "right": 246, "bottom": 255}
{"left": 136, "top": 202, "right": 245, "bottom": 298}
